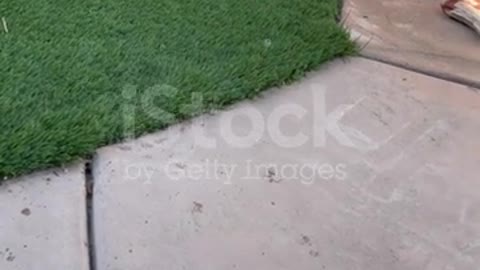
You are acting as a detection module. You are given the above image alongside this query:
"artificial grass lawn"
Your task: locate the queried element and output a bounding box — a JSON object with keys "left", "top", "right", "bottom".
{"left": 0, "top": 0, "right": 355, "bottom": 177}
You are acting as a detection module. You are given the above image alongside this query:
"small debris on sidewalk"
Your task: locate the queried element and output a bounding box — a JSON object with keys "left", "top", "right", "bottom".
{"left": 442, "top": 0, "right": 480, "bottom": 35}
{"left": 21, "top": 208, "right": 31, "bottom": 216}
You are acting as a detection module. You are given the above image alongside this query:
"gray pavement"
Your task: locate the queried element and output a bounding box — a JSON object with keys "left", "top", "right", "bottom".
{"left": 92, "top": 58, "right": 480, "bottom": 270}
{"left": 343, "top": 0, "right": 480, "bottom": 87}
{"left": 0, "top": 163, "right": 89, "bottom": 270}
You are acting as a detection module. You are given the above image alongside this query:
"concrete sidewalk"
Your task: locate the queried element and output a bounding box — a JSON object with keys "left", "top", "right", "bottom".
{"left": 0, "top": 163, "right": 88, "bottom": 270}
{"left": 343, "top": 0, "right": 480, "bottom": 88}
{"left": 90, "top": 58, "right": 480, "bottom": 270}
{"left": 3, "top": 57, "right": 479, "bottom": 270}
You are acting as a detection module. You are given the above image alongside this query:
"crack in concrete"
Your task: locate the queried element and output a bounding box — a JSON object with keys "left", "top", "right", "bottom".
{"left": 84, "top": 156, "right": 97, "bottom": 270}
{"left": 360, "top": 54, "right": 480, "bottom": 90}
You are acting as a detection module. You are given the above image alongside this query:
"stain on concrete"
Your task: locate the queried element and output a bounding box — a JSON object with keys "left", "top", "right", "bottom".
{"left": 192, "top": 201, "right": 203, "bottom": 213}
{"left": 118, "top": 145, "right": 132, "bottom": 151}
{"left": 4, "top": 249, "right": 15, "bottom": 262}
{"left": 267, "top": 168, "right": 282, "bottom": 183}
{"left": 140, "top": 142, "right": 154, "bottom": 149}
{"left": 309, "top": 250, "right": 320, "bottom": 257}
{"left": 21, "top": 208, "right": 31, "bottom": 216}
{"left": 154, "top": 138, "right": 167, "bottom": 144}
{"left": 300, "top": 235, "right": 312, "bottom": 246}
{"left": 6, "top": 253, "right": 15, "bottom": 262}
{"left": 175, "top": 163, "right": 186, "bottom": 169}
{"left": 371, "top": 111, "right": 389, "bottom": 127}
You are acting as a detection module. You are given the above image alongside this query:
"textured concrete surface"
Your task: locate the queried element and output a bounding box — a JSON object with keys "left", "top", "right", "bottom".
{"left": 0, "top": 163, "right": 89, "bottom": 270}
{"left": 93, "top": 58, "right": 480, "bottom": 270}
{"left": 343, "top": 0, "right": 480, "bottom": 87}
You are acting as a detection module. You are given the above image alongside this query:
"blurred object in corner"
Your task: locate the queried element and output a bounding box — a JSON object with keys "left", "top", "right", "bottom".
{"left": 442, "top": 0, "right": 480, "bottom": 35}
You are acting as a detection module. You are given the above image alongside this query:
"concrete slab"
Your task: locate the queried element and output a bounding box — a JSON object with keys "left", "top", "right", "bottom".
{"left": 93, "top": 58, "right": 480, "bottom": 270}
{"left": 0, "top": 163, "right": 89, "bottom": 270}
{"left": 343, "top": 0, "right": 480, "bottom": 87}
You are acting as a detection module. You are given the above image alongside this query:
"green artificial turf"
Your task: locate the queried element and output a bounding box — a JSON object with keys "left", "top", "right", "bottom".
{"left": 0, "top": 0, "right": 355, "bottom": 177}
